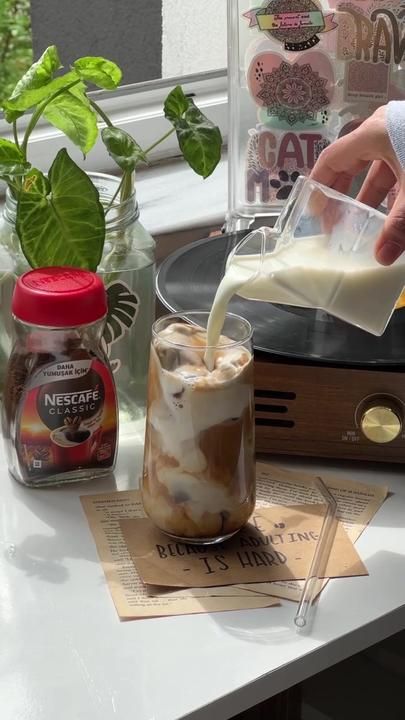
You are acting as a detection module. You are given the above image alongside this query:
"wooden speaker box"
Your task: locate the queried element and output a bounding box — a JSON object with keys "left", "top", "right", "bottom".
{"left": 254, "top": 355, "right": 405, "bottom": 463}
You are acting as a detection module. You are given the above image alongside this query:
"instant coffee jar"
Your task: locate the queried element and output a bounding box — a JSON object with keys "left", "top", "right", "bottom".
{"left": 2, "top": 267, "right": 118, "bottom": 487}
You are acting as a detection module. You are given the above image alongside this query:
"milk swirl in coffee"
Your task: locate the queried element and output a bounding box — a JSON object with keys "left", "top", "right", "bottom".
{"left": 143, "top": 229, "right": 405, "bottom": 541}
{"left": 142, "top": 321, "right": 255, "bottom": 542}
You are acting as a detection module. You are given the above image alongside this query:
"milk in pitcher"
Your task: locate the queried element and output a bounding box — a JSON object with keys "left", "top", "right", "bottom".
{"left": 206, "top": 232, "right": 405, "bottom": 361}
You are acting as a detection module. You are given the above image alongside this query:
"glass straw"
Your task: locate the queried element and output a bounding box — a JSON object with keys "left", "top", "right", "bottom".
{"left": 294, "top": 476, "right": 338, "bottom": 631}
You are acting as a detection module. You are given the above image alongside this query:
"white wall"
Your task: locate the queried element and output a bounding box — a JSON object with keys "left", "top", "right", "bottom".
{"left": 162, "top": 0, "right": 227, "bottom": 78}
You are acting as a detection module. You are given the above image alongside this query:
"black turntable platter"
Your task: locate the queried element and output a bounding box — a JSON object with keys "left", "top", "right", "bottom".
{"left": 156, "top": 232, "right": 405, "bottom": 366}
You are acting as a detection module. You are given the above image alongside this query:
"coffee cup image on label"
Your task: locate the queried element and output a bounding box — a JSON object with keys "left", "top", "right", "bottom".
{"left": 50, "top": 424, "right": 102, "bottom": 466}
{"left": 247, "top": 50, "right": 335, "bottom": 126}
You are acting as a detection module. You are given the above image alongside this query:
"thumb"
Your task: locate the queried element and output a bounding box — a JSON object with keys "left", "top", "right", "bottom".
{"left": 375, "top": 193, "right": 405, "bottom": 265}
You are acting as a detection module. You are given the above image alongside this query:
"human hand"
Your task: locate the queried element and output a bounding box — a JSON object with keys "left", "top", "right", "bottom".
{"left": 310, "top": 106, "right": 405, "bottom": 265}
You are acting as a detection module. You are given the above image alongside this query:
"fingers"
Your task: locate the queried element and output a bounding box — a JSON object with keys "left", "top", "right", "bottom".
{"left": 310, "top": 130, "right": 371, "bottom": 188}
{"left": 331, "top": 173, "right": 356, "bottom": 196}
{"left": 375, "top": 191, "right": 405, "bottom": 265}
{"left": 357, "top": 160, "right": 397, "bottom": 208}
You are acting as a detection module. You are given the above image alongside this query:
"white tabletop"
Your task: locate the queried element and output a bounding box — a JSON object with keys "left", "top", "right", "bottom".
{"left": 1, "top": 422, "right": 405, "bottom": 720}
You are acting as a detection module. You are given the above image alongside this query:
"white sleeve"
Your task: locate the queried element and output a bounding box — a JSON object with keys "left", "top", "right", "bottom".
{"left": 387, "top": 100, "right": 405, "bottom": 170}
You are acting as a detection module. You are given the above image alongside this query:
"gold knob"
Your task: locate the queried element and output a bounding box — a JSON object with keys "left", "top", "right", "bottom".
{"left": 361, "top": 405, "right": 402, "bottom": 444}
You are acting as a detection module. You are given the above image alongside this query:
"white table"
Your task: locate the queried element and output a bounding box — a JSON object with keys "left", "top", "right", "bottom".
{"left": 1, "top": 421, "right": 405, "bottom": 720}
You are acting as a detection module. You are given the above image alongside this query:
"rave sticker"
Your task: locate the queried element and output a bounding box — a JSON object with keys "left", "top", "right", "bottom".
{"left": 245, "top": 127, "right": 330, "bottom": 204}
{"left": 335, "top": 2, "right": 403, "bottom": 103}
{"left": 337, "top": 1, "right": 405, "bottom": 65}
{"left": 248, "top": 51, "right": 334, "bottom": 126}
{"left": 244, "top": 0, "right": 337, "bottom": 51}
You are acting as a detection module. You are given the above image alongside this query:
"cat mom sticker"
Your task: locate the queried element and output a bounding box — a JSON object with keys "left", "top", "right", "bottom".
{"left": 244, "top": 0, "right": 337, "bottom": 51}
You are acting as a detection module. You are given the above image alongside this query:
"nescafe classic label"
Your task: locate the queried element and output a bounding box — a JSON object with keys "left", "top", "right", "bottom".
{"left": 16, "top": 358, "right": 117, "bottom": 479}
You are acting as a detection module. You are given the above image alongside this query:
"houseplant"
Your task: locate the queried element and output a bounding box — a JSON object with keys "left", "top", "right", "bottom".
{"left": 0, "top": 45, "right": 222, "bottom": 430}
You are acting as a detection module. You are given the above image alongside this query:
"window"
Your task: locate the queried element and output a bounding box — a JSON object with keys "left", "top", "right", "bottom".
{"left": 0, "top": 0, "right": 33, "bottom": 102}
{"left": 162, "top": 0, "right": 227, "bottom": 79}
{"left": 0, "top": 0, "right": 228, "bottom": 172}
{"left": 28, "top": 0, "right": 227, "bottom": 85}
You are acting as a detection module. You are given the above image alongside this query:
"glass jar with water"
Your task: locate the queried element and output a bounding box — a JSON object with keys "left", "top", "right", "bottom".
{"left": 0, "top": 172, "right": 156, "bottom": 443}
{"left": 95, "top": 174, "right": 155, "bottom": 439}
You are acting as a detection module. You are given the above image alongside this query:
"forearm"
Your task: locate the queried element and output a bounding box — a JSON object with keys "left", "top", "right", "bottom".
{"left": 387, "top": 101, "right": 405, "bottom": 170}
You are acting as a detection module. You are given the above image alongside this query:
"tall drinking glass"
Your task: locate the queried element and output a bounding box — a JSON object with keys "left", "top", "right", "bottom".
{"left": 142, "top": 311, "right": 255, "bottom": 545}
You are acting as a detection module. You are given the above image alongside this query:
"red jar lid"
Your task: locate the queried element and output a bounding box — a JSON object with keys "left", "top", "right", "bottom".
{"left": 12, "top": 267, "right": 107, "bottom": 327}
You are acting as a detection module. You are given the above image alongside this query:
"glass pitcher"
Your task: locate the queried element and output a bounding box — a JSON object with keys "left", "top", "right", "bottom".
{"left": 225, "top": 177, "right": 405, "bottom": 336}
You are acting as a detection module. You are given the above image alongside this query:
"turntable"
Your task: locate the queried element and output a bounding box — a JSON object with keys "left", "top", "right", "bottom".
{"left": 157, "top": 232, "right": 405, "bottom": 463}
{"left": 155, "top": 3, "right": 405, "bottom": 463}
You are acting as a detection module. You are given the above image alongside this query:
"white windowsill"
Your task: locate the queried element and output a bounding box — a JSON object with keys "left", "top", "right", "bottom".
{"left": 0, "top": 73, "right": 229, "bottom": 238}
{"left": 0, "top": 157, "right": 228, "bottom": 241}
{"left": 135, "top": 156, "right": 228, "bottom": 236}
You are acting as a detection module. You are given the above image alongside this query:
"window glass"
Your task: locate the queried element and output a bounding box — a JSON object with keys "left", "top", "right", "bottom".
{"left": 0, "top": 0, "right": 33, "bottom": 102}
{"left": 26, "top": 0, "right": 227, "bottom": 90}
{"left": 0, "top": 0, "right": 228, "bottom": 170}
{"left": 162, "top": 0, "right": 227, "bottom": 79}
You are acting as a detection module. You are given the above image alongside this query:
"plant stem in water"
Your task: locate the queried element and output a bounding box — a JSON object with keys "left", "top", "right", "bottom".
{"left": 120, "top": 170, "right": 133, "bottom": 202}
{"left": 104, "top": 175, "right": 125, "bottom": 214}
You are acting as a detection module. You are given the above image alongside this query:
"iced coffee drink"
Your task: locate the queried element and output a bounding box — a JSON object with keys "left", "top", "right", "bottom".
{"left": 142, "top": 312, "right": 255, "bottom": 544}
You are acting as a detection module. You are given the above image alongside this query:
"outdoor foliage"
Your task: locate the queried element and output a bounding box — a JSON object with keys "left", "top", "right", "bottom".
{"left": 0, "top": 0, "right": 32, "bottom": 103}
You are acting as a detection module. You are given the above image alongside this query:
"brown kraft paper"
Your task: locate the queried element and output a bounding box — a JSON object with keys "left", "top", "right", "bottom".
{"left": 120, "top": 503, "right": 367, "bottom": 589}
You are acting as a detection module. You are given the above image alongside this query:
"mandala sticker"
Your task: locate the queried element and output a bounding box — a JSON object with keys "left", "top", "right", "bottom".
{"left": 248, "top": 51, "right": 334, "bottom": 126}
{"left": 244, "top": 0, "right": 337, "bottom": 52}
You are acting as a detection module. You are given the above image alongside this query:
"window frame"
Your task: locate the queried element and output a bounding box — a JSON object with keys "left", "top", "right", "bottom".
{"left": 0, "top": 70, "right": 228, "bottom": 175}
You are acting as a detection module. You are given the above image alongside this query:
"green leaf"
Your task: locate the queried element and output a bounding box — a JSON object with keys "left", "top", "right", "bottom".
{"left": 4, "top": 45, "right": 63, "bottom": 114}
{"left": 164, "top": 85, "right": 222, "bottom": 179}
{"left": 101, "top": 127, "right": 147, "bottom": 171}
{"left": 175, "top": 111, "right": 222, "bottom": 178}
{"left": 68, "top": 81, "right": 92, "bottom": 106}
{"left": 73, "top": 57, "right": 122, "bottom": 90}
{"left": 43, "top": 89, "right": 98, "bottom": 155}
{"left": 8, "top": 46, "right": 61, "bottom": 99}
{"left": 22, "top": 168, "right": 51, "bottom": 195}
{"left": 102, "top": 281, "right": 138, "bottom": 348}
{"left": 16, "top": 148, "right": 105, "bottom": 271}
{"left": 163, "top": 85, "right": 190, "bottom": 123}
{"left": 3, "top": 70, "right": 79, "bottom": 113}
{"left": 4, "top": 108, "right": 24, "bottom": 123}
{"left": 0, "top": 138, "right": 30, "bottom": 175}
